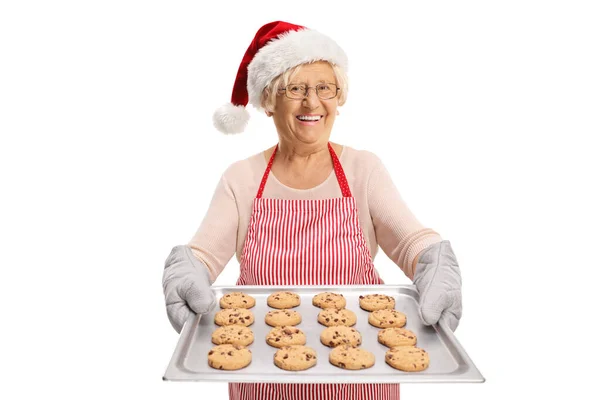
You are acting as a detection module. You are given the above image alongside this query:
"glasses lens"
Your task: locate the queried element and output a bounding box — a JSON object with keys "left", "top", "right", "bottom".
{"left": 286, "top": 84, "right": 307, "bottom": 99}
{"left": 316, "top": 83, "right": 337, "bottom": 99}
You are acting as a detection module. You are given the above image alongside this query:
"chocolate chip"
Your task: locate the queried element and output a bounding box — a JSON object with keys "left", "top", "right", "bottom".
{"left": 244, "top": 316, "right": 250, "bottom": 319}
{"left": 208, "top": 351, "right": 214, "bottom": 355}
{"left": 325, "top": 318, "right": 330, "bottom": 322}
{"left": 339, "top": 362, "right": 346, "bottom": 368}
{"left": 334, "top": 319, "right": 339, "bottom": 322}
{"left": 227, "top": 351, "right": 233, "bottom": 356}
{"left": 283, "top": 354, "right": 288, "bottom": 359}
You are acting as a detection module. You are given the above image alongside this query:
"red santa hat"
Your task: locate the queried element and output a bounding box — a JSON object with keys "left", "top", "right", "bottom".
{"left": 213, "top": 21, "right": 348, "bottom": 134}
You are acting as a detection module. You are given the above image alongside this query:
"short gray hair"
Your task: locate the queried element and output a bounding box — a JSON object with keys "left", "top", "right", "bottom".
{"left": 260, "top": 61, "right": 348, "bottom": 113}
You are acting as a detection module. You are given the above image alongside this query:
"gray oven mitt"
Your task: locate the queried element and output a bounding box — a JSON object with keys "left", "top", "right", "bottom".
{"left": 413, "top": 240, "right": 462, "bottom": 331}
{"left": 162, "top": 245, "right": 216, "bottom": 333}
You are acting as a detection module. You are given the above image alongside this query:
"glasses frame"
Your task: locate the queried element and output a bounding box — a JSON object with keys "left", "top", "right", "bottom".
{"left": 277, "top": 83, "right": 340, "bottom": 100}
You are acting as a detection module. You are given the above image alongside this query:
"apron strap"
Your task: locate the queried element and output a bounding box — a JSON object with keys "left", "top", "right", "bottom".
{"left": 256, "top": 142, "right": 352, "bottom": 198}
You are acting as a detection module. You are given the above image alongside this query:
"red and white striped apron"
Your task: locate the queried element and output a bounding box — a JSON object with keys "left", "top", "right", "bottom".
{"left": 229, "top": 142, "right": 400, "bottom": 400}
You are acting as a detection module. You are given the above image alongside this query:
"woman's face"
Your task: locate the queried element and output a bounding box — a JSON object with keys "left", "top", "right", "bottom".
{"left": 270, "top": 62, "right": 339, "bottom": 148}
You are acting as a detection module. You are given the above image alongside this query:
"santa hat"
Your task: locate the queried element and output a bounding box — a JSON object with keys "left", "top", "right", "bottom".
{"left": 213, "top": 21, "right": 348, "bottom": 134}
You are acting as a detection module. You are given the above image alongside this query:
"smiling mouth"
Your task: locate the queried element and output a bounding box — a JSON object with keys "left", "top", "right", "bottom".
{"left": 296, "top": 115, "right": 323, "bottom": 122}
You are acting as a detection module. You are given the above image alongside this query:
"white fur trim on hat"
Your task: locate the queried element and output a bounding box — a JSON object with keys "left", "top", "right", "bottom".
{"left": 213, "top": 103, "right": 251, "bottom": 134}
{"left": 247, "top": 28, "right": 348, "bottom": 110}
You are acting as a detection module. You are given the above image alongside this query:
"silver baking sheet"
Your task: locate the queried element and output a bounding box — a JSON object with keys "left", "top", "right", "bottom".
{"left": 163, "top": 284, "right": 485, "bottom": 383}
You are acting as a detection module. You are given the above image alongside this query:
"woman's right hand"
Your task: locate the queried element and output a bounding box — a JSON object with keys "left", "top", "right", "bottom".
{"left": 162, "top": 245, "right": 216, "bottom": 333}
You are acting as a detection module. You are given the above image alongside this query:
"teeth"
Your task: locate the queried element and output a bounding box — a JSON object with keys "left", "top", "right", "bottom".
{"left": 297, "top": 115, "right": 321, "bottom": 121}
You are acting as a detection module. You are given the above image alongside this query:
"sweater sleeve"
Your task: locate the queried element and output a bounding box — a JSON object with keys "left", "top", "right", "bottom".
{"left": 367, "top": 157, "right": 443, "bottom": 280}
{"left": 187, "top": 174, "right": 239, "bottom": 282}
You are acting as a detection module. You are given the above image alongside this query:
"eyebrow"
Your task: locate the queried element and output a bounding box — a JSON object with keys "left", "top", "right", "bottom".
{"left": 288, "top": 80, "right": 334, "bottom": 85}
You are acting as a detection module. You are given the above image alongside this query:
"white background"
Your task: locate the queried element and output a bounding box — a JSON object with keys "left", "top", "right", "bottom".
{"left": 1, "top": 1, "right": 599, "bottom": 399}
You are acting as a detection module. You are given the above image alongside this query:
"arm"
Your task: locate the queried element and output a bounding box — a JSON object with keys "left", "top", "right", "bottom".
{"left": 368, "top": 158, "right": 463, "bottom": 331}
{"left": 367, "top": 158, "right": 443, "bottom": 279}
{"left": 162, "top": 173, "right": 239, "bottom": 333}
{"left": 187, "top": 173, "right": 239, "bottom": 282}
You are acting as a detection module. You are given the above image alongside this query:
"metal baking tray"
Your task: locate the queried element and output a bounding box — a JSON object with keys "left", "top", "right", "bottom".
{"left": 163, "top": 284, "right": 485, "bottom": 383}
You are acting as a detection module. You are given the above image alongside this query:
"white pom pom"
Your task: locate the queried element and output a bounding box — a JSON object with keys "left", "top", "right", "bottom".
{"left": 212, "top": 103, "right": 250, "bottom": 134}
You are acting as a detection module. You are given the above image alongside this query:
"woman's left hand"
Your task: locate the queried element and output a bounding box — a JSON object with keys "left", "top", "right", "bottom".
{"left": 413, "top": 241, "right": 463, "bottom": 331}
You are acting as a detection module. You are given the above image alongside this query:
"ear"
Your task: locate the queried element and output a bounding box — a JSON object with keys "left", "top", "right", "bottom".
{"left": 265, "top": 110, "right": 273, "bottom": 117}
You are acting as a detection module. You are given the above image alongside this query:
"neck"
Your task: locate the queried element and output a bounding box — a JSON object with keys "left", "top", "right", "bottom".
{"left": 276, "top": 140, "right": 330, "bottom": 166}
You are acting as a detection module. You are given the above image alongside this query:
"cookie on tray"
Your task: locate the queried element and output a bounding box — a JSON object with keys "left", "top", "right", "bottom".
{"left": 274, "top": 345, "right": 317, "bottom": 371}
{"left": 267, "top": 291, "right": 301, "bottom": 309}
{"left": 377, "top": 328, "right": 417, "bottom": 348}
{"left": 266, "top": 326, "right": 307, "bottom": 348}
{"left": 211, "top": 325, "right": 254, "bottom": 346}
{"left": 219, "top": 292, "right": 256, "bottom": 309}
{"left": 265, "top": 309, "right": 302, "bottom": 327}
{"left": 214, "top": 308, "right": 254, "bottom": 327}
{"left": 312, "top": 292, "right": 346, "bottom": 310}
{"left": 320, "top": 326, "right": 362, "bottom": 348}
{"left": 317, "top": 308, "right": 357, "bottom": 327}
{"left": 368, "top": 309, "right": 407, "bottom": 328}
{"left": 208, "top": 344, "right": 252, "bottom": 370}
{"left": 358, "top": 294, "right": 395, "bottom": 311}
{"left": 385, "top": 346, "right": 430, "bottom": 372}
{"left": 329, "top": 344, "right": 375, "bottom": 370}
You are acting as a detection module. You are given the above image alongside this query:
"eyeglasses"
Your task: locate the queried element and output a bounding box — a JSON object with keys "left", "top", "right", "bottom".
{"left": 277, "top": 83, "right": 340, "bottom": 100}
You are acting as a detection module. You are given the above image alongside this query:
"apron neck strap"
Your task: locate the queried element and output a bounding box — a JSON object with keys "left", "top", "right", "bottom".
{"left": 256, "top": 142, "right": 352, "bottom": 198}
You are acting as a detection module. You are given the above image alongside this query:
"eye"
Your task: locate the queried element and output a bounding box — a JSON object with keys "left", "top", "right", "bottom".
{"left": 317, "top": 84, "right": 334, "bottom": 94}
{"left": 288, "top": 85, "right": 306, "bottom": 94}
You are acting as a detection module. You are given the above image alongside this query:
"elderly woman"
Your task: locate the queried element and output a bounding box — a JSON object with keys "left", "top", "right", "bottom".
{"left": 163, "top": 21, "right": 462, "bottom": 400}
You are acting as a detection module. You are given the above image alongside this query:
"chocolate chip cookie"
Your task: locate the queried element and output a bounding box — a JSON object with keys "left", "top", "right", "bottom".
{"left": 312, "top": 292, "right": 346, "bottom": 310}
{"left": 368, "top": 309, "right": 407, "bottom": 328}
{"left": 219, "top": 292, "right": 256, "bottom": 309}
{"left": 377, "top": 328, "right": 417, "bottom": 348}
{"left": 273, "top": 345, "right": 317, "bottom": 371}
{"left": 208, "top": 344, "right": 252, "bottom": 370}
{"left": 211, "top": 325, "right": 254, "bottom": 346}
{"left": 329, "top": 344, "right": 375, "bottom": 370}
{"left": 358, "top": 294, "right": 395, "bottom": 311}
{"left": 320, "top": 326, "right": 362, "bottom": 348}
{"left": 385, "top": 346, "right": 430, "bottom": 372}
{"left": 267, "top": 291, "right": 300, "bottom": 309}
{"left": 265, "top": 309, "right": 302, "bottom": 327}
{"left": 266, "top": 326, "right": 307, "bottom": 348}
{"left": 214, "top": 308, "right": 254, "bottom": 327}
{"left": 317, "top": 308, "right": 357, "bottom": 327}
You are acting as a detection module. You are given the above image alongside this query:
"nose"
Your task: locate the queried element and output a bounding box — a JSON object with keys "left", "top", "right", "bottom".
{"left": 302, "top": 87, "right": 320, "bottom": 109}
